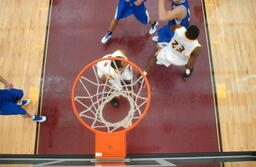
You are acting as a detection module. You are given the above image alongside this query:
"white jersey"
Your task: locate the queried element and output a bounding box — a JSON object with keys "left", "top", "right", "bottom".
{"left": 156, "top": 27, "right": 201, "bottom": 67}
{"left": 96, "top": 51, "right": 132, "bottom": 90}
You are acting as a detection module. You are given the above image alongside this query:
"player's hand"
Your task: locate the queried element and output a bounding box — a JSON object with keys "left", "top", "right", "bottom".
{"left": 134, "top": 0, "right": 144, "bottom": 6}
{"left": 5, "top": 82, "right": 14, "bottom": 89}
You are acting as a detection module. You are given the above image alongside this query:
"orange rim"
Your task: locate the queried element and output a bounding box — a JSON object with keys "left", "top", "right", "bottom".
{"left": 71, "top": 57, "right": 151, "bottom": 135}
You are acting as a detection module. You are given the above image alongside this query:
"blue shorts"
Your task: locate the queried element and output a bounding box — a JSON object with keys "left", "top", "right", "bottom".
{"left": 115, "top": 0, "right": 149, "bottom": 25}
{"left": 156, "top": 20, "right": 175, "bottom": 43}
{"left": 0, "top": 89, "right": 26, "bottom": 115}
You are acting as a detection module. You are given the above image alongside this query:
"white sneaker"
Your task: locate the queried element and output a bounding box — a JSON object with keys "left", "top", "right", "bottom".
{"left": 152, "top": 36, "right": 159, "bottom": 42}
{"left": 32, "top": 116, "right": 47, "bottom": 123}
{"left": 149, "top": 21, "right": 159, "bottom": 35}
{"left": 17, "top": 99, "right": 31, "bottom": 106}
{"left": 157, "top": 42, "right": 168, "bottom": 48}
{"left": 101, "top": 32, "right": 112, "bottom": 44}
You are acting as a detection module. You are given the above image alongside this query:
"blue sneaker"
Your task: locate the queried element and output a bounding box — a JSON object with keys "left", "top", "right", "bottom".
{"left": 101, "top": 31, "right": 112, "bottom": 44}
{"left": 32, "top": 115, "right": 47, "bottom": 123}
{"left": 17, "top": 99, "right": 30, "bottom": 106}
{"left": 149, "top": 21, "right": 159, "bottom": 35}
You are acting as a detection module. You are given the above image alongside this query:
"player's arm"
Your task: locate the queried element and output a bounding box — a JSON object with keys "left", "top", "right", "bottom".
{"left": 0, "top": 75, "right": 13, "bottom": 89}
{"left": 185, "top": 46, "right": 201, "bottom": 70}
{"left": 158, "top": 0, "right": 185, "bottom": 21}
{"left": 101, "top": 74, "right": 118, "bottom": 88}
{"left": 101, "top": 74, "right": 115, "bottom": 82}
{"left": 134, "top": 0, "right": 145, "bottom": 6}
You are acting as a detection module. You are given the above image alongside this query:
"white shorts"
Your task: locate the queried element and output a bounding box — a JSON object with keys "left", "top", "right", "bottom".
{"left": 155, "top": 48, "right": 189, "bottom": 67}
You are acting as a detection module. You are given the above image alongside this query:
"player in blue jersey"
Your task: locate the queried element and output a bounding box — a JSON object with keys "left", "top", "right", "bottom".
{"left": 0, "top": 75, "right": 46, "bottom": 122}
{"left": 101, "top": 0, "right": 159, "bottom": 44}
{"left": 152, "top": 0, "right": 190, "bottom": 46}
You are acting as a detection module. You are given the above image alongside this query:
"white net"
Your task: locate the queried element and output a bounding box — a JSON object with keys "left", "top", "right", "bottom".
{"left": 73, "top": 58, "right": 149, "bottom": 133}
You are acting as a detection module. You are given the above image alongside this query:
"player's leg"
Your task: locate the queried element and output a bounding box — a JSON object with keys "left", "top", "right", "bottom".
{"left": 183, "top": 68, "right": 193, "bottom": 80}
{"left": 144, "top": 53, "right": 157, "bottom": 75}
{"left": 4, "top": 88, "right": 30, "bottom": 108}
{"left": 16, "top": 99, "right": 31, "bottom": 106}
{"left": 120, "top": 70, "right": 132, "bottom": 91}
{"left": 132, "top": 4, "right": 158, "bottom": 35}
{"left": 0, "top": 101, "right": 27, "bottom": 116}
{"left": 109, "top": 19, "right": 119, "bottom": 33}
{"left": 0, "top": 101, "right": 46, "bottom": 122}
{"left": 136, "top": 54, "right": 157, "bottom": 83}
{"left": 146, "top": 48, "right": 174, "bottom": 74}
{"left": 101, "top": 1, "right": 132, "bottom": 44}
{"left": 148, "top": 19, "right": 159, "bottom": 35}
{"left": 153, "top": 20, "right": 176, "bottom": 43}
{"left": 152, "top": 24, "right": 169, "bottom": 42}
{"left": 101, "top": 19, "right": 119, "bottom": 44}
{"left": 120, "top": 80, "right": 131, "bottom": 92}
{"left": 0, "top": 89, "right": 47, "bottom": 122}
{"left": 0, "top": 88, "right": 24, "bottom": 103}
{"left": 183, "top": 63, "right": 194, "bottom": 80}
{"left": 3, "top": 88, "right": 31, "bottom": 106}
{"left": 98, "top": 79, "right": 120, "bottom": 107}
{"left": 110, "top": 97, "right": 119, "bottom": 108}
{"left": 137, "top": 50, "right": 160, "bottom": 83}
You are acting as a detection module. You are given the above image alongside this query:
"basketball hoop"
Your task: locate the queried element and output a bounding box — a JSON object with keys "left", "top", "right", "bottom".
{"left": 71, "top": 56, "right": 151, "bottom": 159}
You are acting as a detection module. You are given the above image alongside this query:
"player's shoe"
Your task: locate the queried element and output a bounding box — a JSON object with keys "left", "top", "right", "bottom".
{"left": 157, "top": 42, "right": 168, "bottom": 48}
{"left": 32, "top": 116, "right": 47, "bottom": 123}
{"left": 110, "top": 97, "right": 119, "bottom": 108}
{"left": 101, "top": 31, "right": 112, "bottom": 44}
{"left": 183, "top": 68, "right": 194, "bottom": 80}
{"left": 149, "top": 21, "right": 159, "bottom": 35}
{"left": 17, "top": 99, "right": 31, "bottom": 106}
{"left": 152, "top": 36, "right": 159, "bottom": 42}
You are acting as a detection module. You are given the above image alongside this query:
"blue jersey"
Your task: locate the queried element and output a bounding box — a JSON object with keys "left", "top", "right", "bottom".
{"left": 115, "top": 0, "right": 149, "bottom": 25}
{"left": 157, "top": 0, "right": 190, "bottom": 43}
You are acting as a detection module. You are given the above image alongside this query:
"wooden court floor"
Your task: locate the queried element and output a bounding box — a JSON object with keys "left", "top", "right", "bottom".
{"left": 0, "top": 0, "right": 256, "bottom": 166}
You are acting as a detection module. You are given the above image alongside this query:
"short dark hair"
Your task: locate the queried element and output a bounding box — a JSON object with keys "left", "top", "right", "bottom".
{"left": 111, "top": 56, "right": 123, "bottom": 69}
{"left": 186, "top": 25, "right": 200, "bottom": 40}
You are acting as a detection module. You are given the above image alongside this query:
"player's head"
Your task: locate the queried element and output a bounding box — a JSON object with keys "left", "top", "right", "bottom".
{"left": 111, "top": 50, "right": 128, "bottom": 71}
{"left": 111, "top": 57, "right": 128, "bottom": 71}
{"left": 186, "top": 25, "right": 200, "bottom": 40}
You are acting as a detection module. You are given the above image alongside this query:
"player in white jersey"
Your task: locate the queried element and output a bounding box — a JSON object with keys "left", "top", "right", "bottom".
{"left": 143, "top": 25, "right": 201, "bottom": 79}
{"left": 97, "top": 50, "right": 132, "bottom": 107}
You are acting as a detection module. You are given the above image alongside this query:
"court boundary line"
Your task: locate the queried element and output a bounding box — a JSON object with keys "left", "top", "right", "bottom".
{"left": 34, "top": 0, "right": 54, "bottom": 155}
{"left": 201, "top": 0, "right": 223, "bottom": 153}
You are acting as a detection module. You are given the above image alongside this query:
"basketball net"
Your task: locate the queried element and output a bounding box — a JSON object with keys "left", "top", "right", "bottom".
{"left": 71, "top": 54, "right": 151, "bottom": 160}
